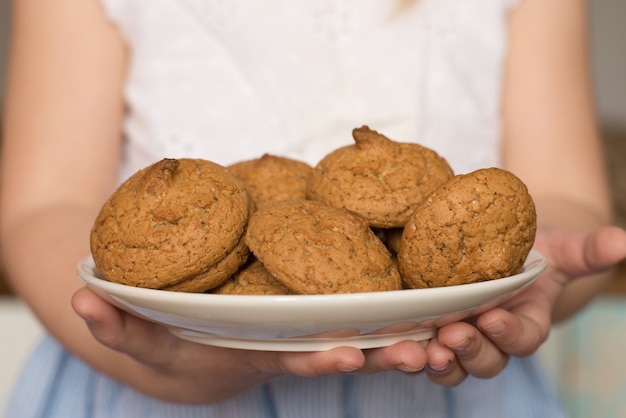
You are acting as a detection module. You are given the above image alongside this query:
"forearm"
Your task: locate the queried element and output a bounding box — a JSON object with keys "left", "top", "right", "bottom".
{"left": 1, "top": 206, "right": 147, "bottom": 392}
{"left": 501, "top": 0, "right": 616, "bottom": 322}
{"left": 1, "top": 205, "right": 275, "bottom": 403}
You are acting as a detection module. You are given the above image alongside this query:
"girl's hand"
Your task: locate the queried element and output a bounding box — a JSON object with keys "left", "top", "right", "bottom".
{"left": 71, "top": 287, "right": 428, "bottom": 404}
{"left": 423, "top": 225, "right": 626, "bottom": 386}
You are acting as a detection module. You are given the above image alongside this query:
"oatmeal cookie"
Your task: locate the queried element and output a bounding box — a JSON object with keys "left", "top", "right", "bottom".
{"left": 213, "top": 259, "right": 291, "bottom": 295}
{"left": 306, "top": 126, "right": 454, "bottom": 228}
{"left": 397, "top": 167, "right": 537, "bottom": 288}
{"left": 163, "top": 232, "right": 251, "bottom": 292}
{"left": 91, "top": 158, "right": 253, "bottom": 291}
{"left": 228, "top": 154, "right": 313, "bottom": 209}
{"left": 246, "top": 200, "right": 402, "bottom": 294}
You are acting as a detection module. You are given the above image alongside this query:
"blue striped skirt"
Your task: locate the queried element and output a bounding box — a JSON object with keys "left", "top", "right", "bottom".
{"left": 4, "top": 335, "right": 565, "bottom": 418}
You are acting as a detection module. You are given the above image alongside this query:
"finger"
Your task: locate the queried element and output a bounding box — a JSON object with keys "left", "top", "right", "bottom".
{"left": 436, "top": 321, "right": 509, "bottom": 379}
{"left": 424, "top": 337, "right": 467, "bottom": 386}
{"left": 475, "top": 307, "right": 548, "bottom": 358}
{"left": 359, "top": 340, "right": 428, "bottom": 374}
{"left": 536, "top": 226, "right": 626, "bottom": 278}
{"left": 71, "top": 287, "right": 180, "bottom": 366}
{"left": 267, "top": 346, "right": 366, "bottom": 377}
{"left": 579, "top": 226, "right": 626, "bottom": 274}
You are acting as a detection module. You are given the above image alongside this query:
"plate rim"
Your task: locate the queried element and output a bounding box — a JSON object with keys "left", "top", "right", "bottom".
{"left": 76, "top": 250, "right": 547, "bottom": 349}
{"left": 77, "top": 249, "right": 547, "bottom": 308}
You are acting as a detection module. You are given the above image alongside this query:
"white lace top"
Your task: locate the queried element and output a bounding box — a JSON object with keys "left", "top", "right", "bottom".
{"left": 100, "top": 0, "right": 516, "bottom": 182}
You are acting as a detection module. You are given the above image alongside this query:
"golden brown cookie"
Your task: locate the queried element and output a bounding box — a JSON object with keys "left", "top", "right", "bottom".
{"left": 246, "top": 200, "right": 402, "bottom": 294}
{"left": 163, "top": 232, "right": 251, "bottom": 292}
{"left": 228, "top": 154, "right": 313, "bottom": 209}
{"left": 397, "top": 167, "right": 537, "bottom": 288}
{"left": 212, "top": 259, "right": 291, "bottom": 295}
{"left": 91, "top": 158, "right": 253, "bottom": 291}
{"left": 306, "top": 126, "right": 454, "bottom": 228}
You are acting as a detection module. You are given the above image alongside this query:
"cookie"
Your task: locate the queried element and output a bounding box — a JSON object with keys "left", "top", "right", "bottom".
{"left": 306, "top": 126, "right": 454, "bottom": 228}
{"left": 163, "top": 232, "right": 251, "bottom": 292}
{"left": 228, "top": 154, "right": 313, "bottom": 209}
{"left": 91, "top": 158, "right": 253, "bottom": 290}
{"left": 246, "top": 200, "right": 402, "bottom": 294}
{"left": 212, "top": 259, "right": 291, "bottom": 295}
{"left": 398, "top": 167, "right": 537, "bottom": 288}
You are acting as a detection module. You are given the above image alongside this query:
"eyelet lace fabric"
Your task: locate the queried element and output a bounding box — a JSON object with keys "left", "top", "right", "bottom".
{"left": 101, "top": 0, "right": 517, "bottom": 181}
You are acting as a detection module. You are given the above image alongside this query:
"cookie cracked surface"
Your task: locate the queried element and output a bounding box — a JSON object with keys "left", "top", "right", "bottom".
{"left": 213, "top": 259, "right": 292, "bottom": 295}
{"left": 246, "top": 200, "right": 402, "bottom": 294}
{"left": 306, "top": 126, "right": 454, "bottom": 228}
{"left": 398, "top": 167, "right": 537, "bottom": 288}
{"left": 228, "top": 154, "right": 313, "bottom": 209}
{"left": 90, "top": 158, "right": 252, "bottom": 291}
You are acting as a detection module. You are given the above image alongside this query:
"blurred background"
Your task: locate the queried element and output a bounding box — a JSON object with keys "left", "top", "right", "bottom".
{"left": 0, "top": 0, "right": 624, "bottom": 416}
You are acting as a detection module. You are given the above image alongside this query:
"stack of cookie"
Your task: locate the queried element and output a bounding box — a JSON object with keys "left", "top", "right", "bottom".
{"left": 90, "top": 126, "right": 536, "bottom": 295}
{"left": 90, "top": 158, "right": 254, "bottom": 292}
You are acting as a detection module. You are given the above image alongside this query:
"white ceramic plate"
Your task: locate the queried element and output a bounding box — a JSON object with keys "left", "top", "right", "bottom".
{"left": 77, "top": 250, "right": 547, "bottom": 351}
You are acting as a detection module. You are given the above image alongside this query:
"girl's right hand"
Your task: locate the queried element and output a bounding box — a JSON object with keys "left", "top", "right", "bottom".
{"left": 72, "top": 287, "right": 429, "bottom": 404}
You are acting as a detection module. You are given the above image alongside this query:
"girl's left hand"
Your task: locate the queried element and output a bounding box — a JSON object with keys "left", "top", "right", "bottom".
{"left": 422, "top": 225, "right": 626, "bottom": 386}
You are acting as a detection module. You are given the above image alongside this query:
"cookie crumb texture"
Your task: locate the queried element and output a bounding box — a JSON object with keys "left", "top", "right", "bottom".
{"left": 228, "top": 154, "right": 313, "bottom": 209}
{"left": 398, "top": 168, "right": 537, "bottom": 288}
{"left": 307, "top": 126, "right": 453, "bottom": 228}
{"left": 213, "top": 259, "right": 292, "bottom": 295}
{"left": 90, "top": 158, "right": 252, "bottom": 290}
{"left": 246, "top": 200, "right": 402, "bottom": 294}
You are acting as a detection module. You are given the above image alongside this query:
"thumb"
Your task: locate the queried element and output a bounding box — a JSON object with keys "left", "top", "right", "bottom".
{"left": 536, "top": 225, "right": 626, "bottom": 279}
{"left": 71, "top": 287, "right": 176, "bottom": 364}
{"left": 72, "top": 286, "right": 133, "bottom": 348}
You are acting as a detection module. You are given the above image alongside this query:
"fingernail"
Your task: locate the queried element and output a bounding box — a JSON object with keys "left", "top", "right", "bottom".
{"left": 449, "top": 338, "right": 470, "bottom": 353}
{"left": 482, "top": 321, "right": 506, "bottom": 337}
{"left": 428, "top": 362, "right": 449, "bottom": 373}
{"left": 337, "top": 363, "right": 359, "bottom": 373}
{"left": 398, "top": 364, "right": 424, "bottom": 373}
